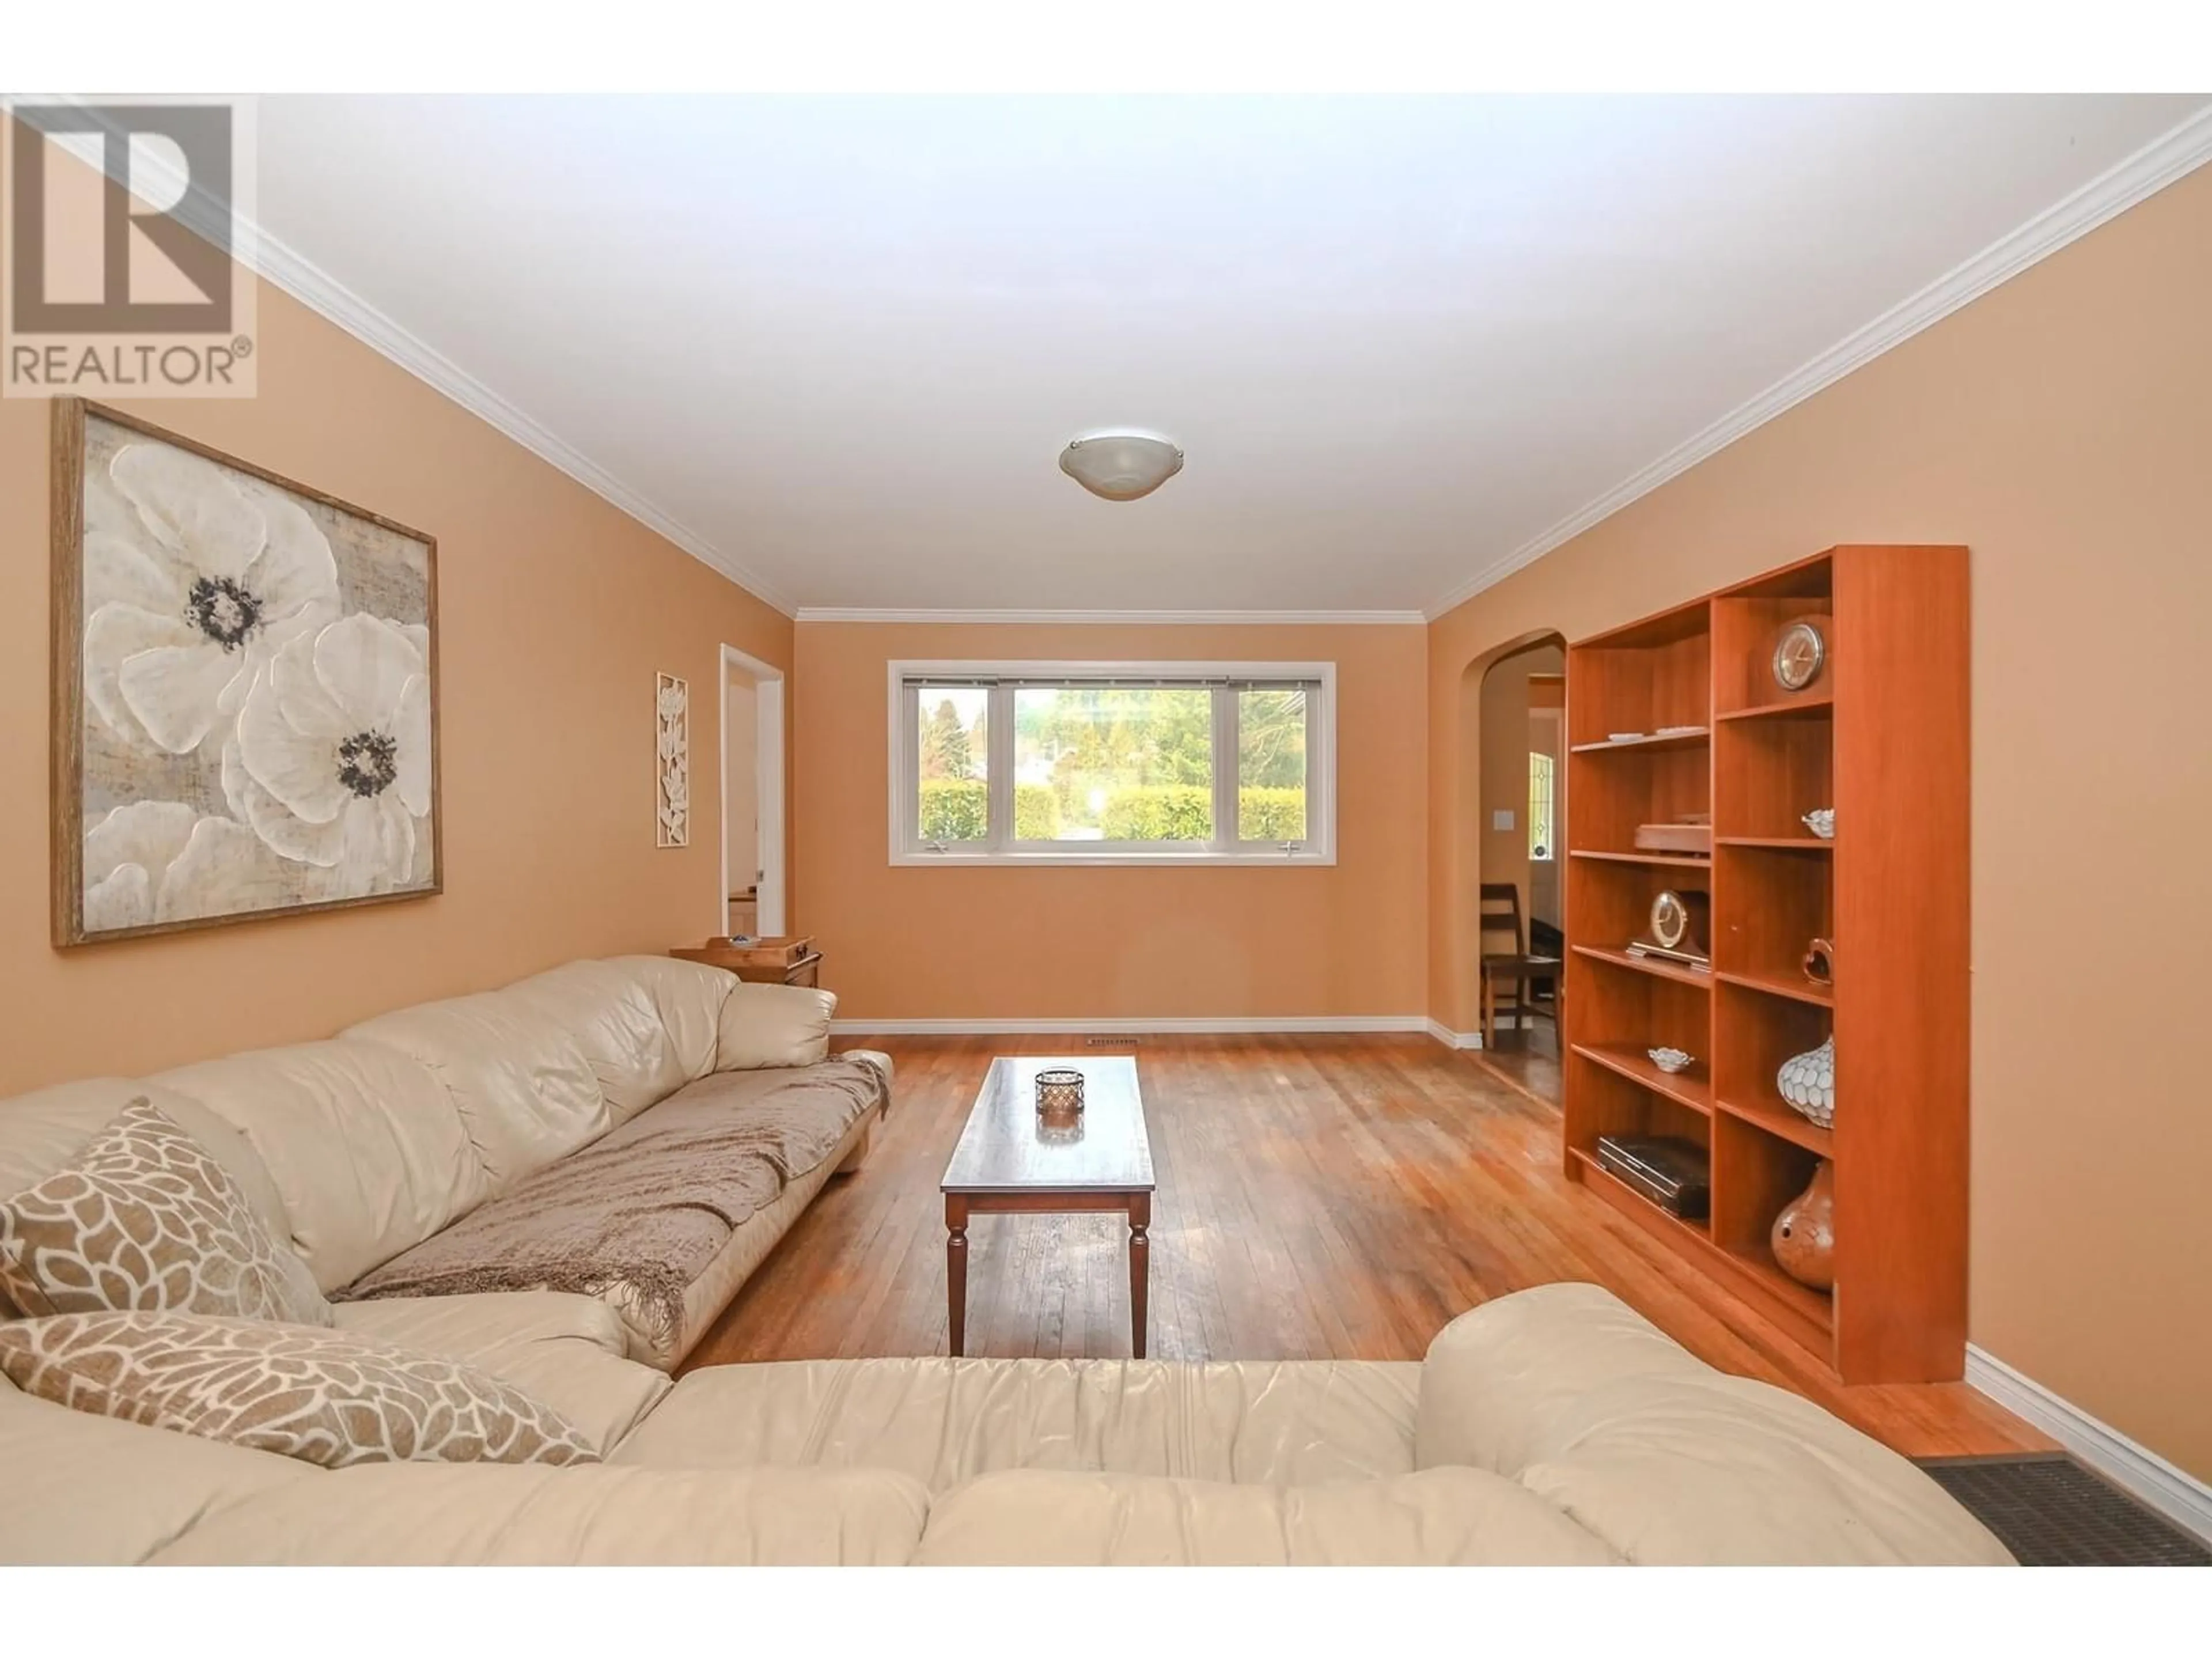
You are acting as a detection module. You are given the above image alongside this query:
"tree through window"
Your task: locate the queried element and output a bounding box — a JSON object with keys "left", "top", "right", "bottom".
{"left": 915, "top": 687, "right": 988, "bottom": 843}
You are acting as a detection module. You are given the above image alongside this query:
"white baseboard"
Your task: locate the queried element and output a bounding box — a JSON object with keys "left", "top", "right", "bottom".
{"left": 828, "top": 1014, "right": 1493, "bottom": 1051}
{"left": 827, "top": 1014, "right": 1432, "bottom": 1037}
{"left": 1424, "top": 1019, "right": 1484, "bottom": 1051}
{"left": 1965, "top": 1344, "right": 2212, "bottom": 1544}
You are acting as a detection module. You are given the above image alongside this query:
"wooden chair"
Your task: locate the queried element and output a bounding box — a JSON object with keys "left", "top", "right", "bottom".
{"left": 1479, "top": 882, "right": 1563, "bottom": 1050}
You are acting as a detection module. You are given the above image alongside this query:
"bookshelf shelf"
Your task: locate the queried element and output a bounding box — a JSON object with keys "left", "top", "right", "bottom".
{"left": 1715, "top": 968, "right": 1834, "bottom": 1009}
{"left": 1572, "top": 942, "right": 1712, "bottom": 991}
{"left": 1569, "top": 849, "right": 1714, "bottom": 869}
{"left": 1569, "top": 728, "right": 1710, "bottom": 755}
{"left": 1715, "top": 1093, "right": 1834, "bottom": 1158}
{"left": 1719, "top": 1241, "right": 1836, "bottom": 1332}
{"left": 1572, "top": 1041, "right": 1713, "bottom": 1116}
{"left": 1715, "top": 693, "right": 1835, "bottom": 722}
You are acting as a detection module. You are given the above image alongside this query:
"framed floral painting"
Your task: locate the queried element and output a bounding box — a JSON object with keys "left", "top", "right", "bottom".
{"left": 51, "top": 400, "right": 441, "bottom": 945}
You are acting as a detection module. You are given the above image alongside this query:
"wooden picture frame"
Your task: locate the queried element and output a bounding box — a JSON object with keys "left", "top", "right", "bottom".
{"left": 51, "top": 398, "right": 442, "bottom": 946}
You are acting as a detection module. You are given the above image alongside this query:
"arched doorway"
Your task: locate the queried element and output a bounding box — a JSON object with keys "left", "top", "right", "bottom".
{"left": 1474, "top": 634, "right": 1567, "bottom": 1071}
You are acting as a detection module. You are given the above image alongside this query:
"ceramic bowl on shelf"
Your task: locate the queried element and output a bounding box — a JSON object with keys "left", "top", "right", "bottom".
{"left": 1647, "top": 1046, "right": 1695, "bottom": 1075}
{"left": 1802, "top": 808, "right": 1836, "bottom": 839}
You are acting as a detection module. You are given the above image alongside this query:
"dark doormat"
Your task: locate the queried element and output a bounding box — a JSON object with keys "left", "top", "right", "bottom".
{"left": 1916, "top": 1453, "right": 2211, "bottom": 1566}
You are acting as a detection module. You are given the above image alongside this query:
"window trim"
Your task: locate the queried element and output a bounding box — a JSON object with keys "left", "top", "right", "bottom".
{"left": 888, "top": 660, "right": 1337, "bottom": 868}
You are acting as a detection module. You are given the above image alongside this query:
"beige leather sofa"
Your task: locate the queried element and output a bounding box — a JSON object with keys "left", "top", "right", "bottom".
{"left": 0, "top": 956, "right": 887, "bottom": 1370}
{"left": 0, "top": 955, "right": 2012, "bottom": 1566}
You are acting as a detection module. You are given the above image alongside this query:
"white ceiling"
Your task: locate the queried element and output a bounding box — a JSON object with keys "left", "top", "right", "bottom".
{"left": 255, "top": 95, "right": 2210, "bottom": 615}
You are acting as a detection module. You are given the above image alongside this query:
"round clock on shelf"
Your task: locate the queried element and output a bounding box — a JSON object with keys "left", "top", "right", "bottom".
{"left": 1771, "top": 615, "right": 1828, "bottom": 693}
{"left": 1650, "top": 889, "right": 1708, "bottom": 953}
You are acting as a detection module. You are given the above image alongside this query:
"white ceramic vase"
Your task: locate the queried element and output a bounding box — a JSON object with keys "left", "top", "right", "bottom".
{"left": 1777, "top": 1035, "right": 1835, "bottom": 1128}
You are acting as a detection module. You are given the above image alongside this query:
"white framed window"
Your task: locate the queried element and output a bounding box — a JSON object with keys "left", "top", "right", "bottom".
{"left": 1528, "top": 750, "right": 1556, "bottom": 861}
{"left": 889, "top": 661, "right": 1336, "bottom": 866}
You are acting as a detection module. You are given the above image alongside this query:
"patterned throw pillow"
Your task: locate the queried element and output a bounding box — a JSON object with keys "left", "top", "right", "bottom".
{"left": 0, "top": 1098, "right": 329, "bottom": 1325}
{"left": 0, "top": 1311, "right": 600, "bottom": 1469}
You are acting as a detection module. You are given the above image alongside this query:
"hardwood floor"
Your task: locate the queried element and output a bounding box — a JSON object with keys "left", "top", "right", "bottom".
{"left": 687, "top": 1033, "right": 2050, "bottom": 1460}
{"left": 1466, "top": 1016, "right": 1560, "bottom": 1100}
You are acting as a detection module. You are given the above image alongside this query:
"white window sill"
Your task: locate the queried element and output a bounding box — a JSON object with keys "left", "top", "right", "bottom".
{"left": 891, "top": 850, "right": 1336, "bottom": 869}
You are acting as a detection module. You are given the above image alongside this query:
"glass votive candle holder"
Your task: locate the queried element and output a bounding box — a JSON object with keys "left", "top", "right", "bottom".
{"left": 1035, "top": 1068, "right": 1085, "bottom": 1118}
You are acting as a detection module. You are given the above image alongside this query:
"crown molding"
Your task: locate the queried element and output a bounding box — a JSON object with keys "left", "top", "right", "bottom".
{"left": 41, "top": 96, "right": 795, "bottom": 616}
{"left": 1965, "top": 1344, "right": 2212, "bottom": 1545}
{"left": 797, "top": 607, "right": 1426, "bottom": 625}
{"left": 250, "top": 235, "right": 797, "bottom": 615}
{"left": 1422, "top": 103, "right": 2212, "bottom": 622}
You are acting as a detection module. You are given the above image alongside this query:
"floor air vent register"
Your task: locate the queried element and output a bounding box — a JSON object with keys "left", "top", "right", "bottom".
{"left": 1916, "top": 1455, "right": 2211, "bottom": 1566}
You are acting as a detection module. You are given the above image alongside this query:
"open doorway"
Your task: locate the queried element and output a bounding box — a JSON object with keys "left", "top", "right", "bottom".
{"left": 1476, "top": 635, "right": 1566, "bottom": 1065}
{"left": 719, "top": 645, "right": 786, "bottom": 940}
{"left": 1528, "top": 668, "right": 1565, "bottom": 939}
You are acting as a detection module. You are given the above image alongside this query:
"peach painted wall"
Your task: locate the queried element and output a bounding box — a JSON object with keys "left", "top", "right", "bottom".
{"left": 0, "top": 280, "right": 790, "bottom": 1094}
{"left": 794, "top": 622, "right": 1427, "bottom": 1021}
{"left": 1427, "top": 164, "right": 2212, "bottom": 1480}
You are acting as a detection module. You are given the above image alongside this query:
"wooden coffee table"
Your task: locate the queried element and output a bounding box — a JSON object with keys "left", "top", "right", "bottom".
{"left": 940, "top": 1056, "right": 1156, "bottom": 1358}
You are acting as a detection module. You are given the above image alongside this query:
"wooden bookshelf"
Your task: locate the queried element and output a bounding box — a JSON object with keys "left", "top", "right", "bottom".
{"left": 1561, "top": 545, "right": 1969, "bottom": 1384}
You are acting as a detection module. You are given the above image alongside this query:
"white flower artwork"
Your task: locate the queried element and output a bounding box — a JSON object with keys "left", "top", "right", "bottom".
{"left": 56, "top": 406, "right": 440, "bottom": 944}
{"left": 232, "top": 616, "right": 435, "bottom": 897}
{"left": 656, "top": 673, "right": 690, "bottom": 848}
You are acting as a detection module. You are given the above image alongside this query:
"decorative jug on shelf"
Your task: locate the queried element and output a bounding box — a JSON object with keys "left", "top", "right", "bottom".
{"left": 1772, "top": 1161, "right": 1836, "bottom": 1291}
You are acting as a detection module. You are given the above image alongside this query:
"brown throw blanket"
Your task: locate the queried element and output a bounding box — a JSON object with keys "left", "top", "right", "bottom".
{"left": 335, "top": 1055, "right": 887, "bottom": 1349}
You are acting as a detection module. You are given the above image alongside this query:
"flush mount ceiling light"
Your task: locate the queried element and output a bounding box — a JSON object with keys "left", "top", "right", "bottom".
{"left": 1058, "top": 430, "right": 1184, "bottom": 502}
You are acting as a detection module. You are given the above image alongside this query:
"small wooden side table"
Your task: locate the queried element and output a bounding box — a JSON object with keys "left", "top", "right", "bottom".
{"left": 670, "top": 940, "right": 822, "bottom": 987}
{"left": 753, "top": 952, "right": 820, "bottom": 988}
